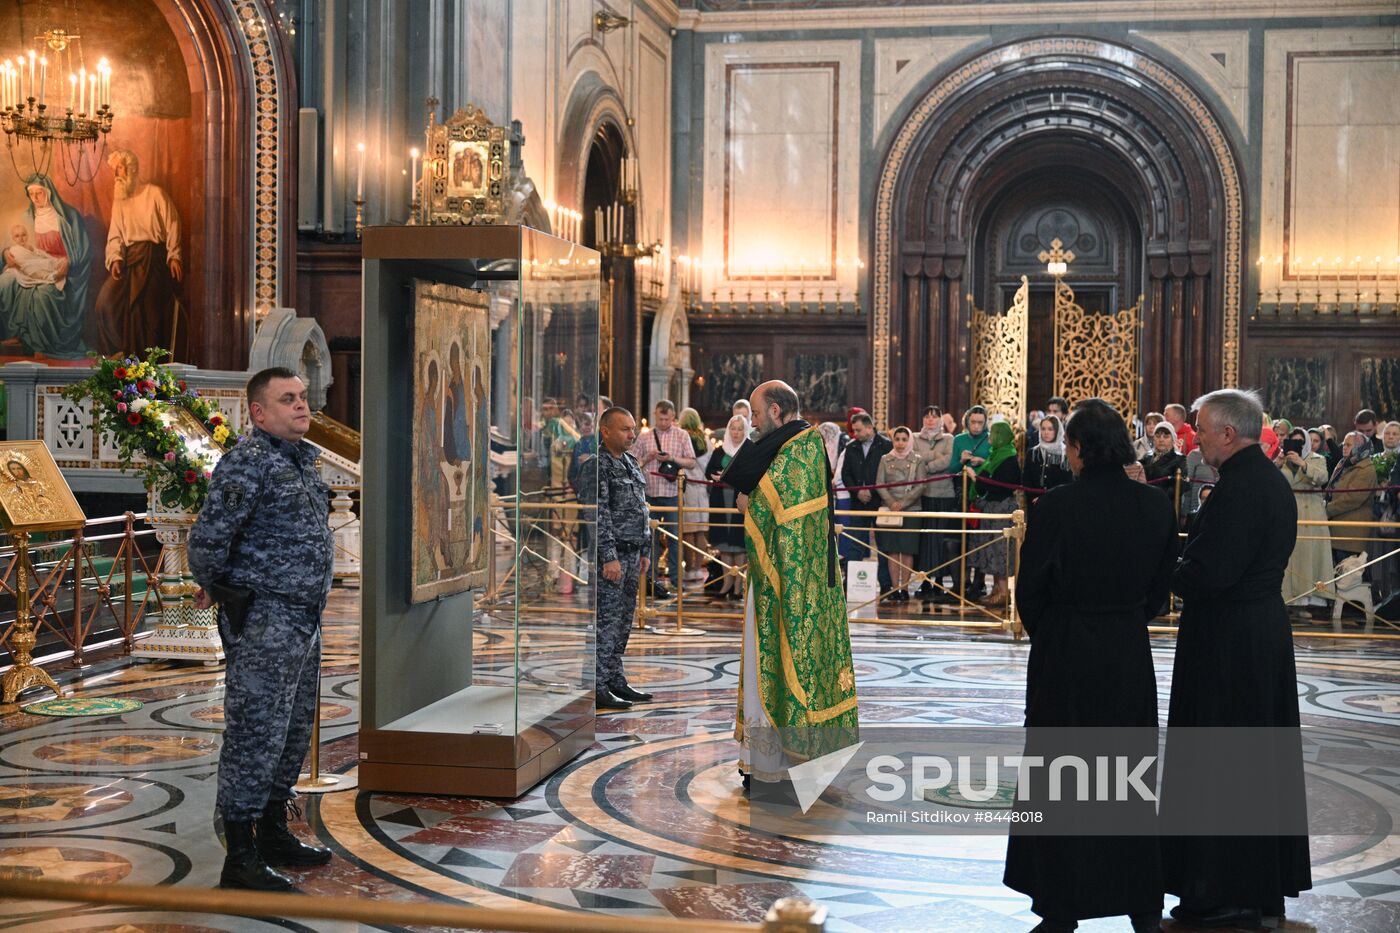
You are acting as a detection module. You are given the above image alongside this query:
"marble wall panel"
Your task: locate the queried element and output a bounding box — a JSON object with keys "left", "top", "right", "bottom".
{"left": 1263, "top": 356, "right": 1330, "bottom": 426}
{"left": 701, "top": 40, "right": 861, "bottom": 295}
{"left": 1131, "top": 30, "right": 1250, "bottom": 142}
{"left": 1260, "top": 29, "right": 1400, "bottom": 294}
{"left": 703, "top": 353, "right": 765, "bottom": 414}
{"left": 871, "top": 36, "right": 987, "bottom": 145}
{"left": 790, "top": 353, "right": 849, "bottom": 417}
{"left": 1360, "top": 358, "right": 1400, "bottom": 421}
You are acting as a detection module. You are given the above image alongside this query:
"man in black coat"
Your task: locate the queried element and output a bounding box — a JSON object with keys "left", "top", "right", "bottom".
{"left": 840, "top": 412, "right": 893, "bottom": 591}
{"left": 1005, "top": 398, "right": 1178, "bottom": 933}
{"left": 1161, "top": 388, "right": 1312, "bottom": 928}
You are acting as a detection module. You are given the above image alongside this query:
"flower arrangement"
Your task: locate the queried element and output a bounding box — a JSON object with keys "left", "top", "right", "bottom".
{"left": 1374, "top": 450, "right": 1397, "bottom": 485}
{"left": 63, "top": 348, "right": 238, "bottom": 511}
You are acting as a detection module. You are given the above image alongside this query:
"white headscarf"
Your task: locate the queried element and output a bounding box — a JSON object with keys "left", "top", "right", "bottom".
{"left": 722, "top": 415, "right": 750, "bottom": 458}
{"left": 1036, "top": 415, "right": 1066, "bottom": 467}
{"left": 817, "top": 421, "right": 843, "bottom": 470}
{"left": 1152, "top": 420, "right": 1181, "bottom": 456}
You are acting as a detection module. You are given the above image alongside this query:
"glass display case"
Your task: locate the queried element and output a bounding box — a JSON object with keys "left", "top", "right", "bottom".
{"left": 358, "top": 225, "right": 599, "bottom": 797}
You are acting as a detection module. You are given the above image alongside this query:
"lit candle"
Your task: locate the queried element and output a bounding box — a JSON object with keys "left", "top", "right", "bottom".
{"left": 67, "top": 72, "right": 76, "bottom": 112}
{"left": 37, "top": 57, "right": 45, "bottom": 107}
{"left": 77, "top": 66, "right": 85, "bottom": 113}
{"left": 88, "top": 72, "right": 96, "bottom": 115}
{"left": 27, "top": 50, "right": 35, "bottom": 99}
{"left": 409, "top": 146, "right": 420, "bottom": 200}
{"left": 98, "top": 58, "right": 109, "bottom": 108}
{"left": 355, "top": 141, "right": 366, "bottom": 199}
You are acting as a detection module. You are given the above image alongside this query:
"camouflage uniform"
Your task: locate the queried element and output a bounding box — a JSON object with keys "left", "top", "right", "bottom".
{"left": 188, "top": 427, "right": 334, "bottom": 822}
{"left": 577, "top": 446, "right": 649, "bottom": 690}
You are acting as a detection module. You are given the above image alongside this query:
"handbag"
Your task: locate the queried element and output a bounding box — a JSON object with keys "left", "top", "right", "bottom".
{"left": 966, "top": 500, "right": 981, "bottom": 530}
{"left": 656, "top": 457, "right": 681, "bottom": 479}
{"left": 875, "top": 506, "right": 903, "bottom": 528}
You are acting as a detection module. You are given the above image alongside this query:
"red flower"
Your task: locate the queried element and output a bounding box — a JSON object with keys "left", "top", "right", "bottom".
{"left": 209, "top": 413, "right": 224, "bottom": 426}
{"left": 126, "top": 412, "right": 142, "bottom": 425}
{"left": 138, "top": 379, "right": 156, "bottom": 393}
{"left": 112, "top": 390, "right": 122, "bottom": 400}
{"left": 113, "top": 367, "right": 127, "bottom": 379}
{"left": 184, "top": 470, "right": 198, "bottom": 484}
{"left": 178, "top": 380, "right": 187, "bottom": 391}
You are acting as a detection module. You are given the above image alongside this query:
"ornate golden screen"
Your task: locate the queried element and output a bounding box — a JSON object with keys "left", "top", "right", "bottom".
{"left": 1052, "top": 278, "right": 1142, "bottom": 418}
{"left": 969, "top": 275, "right": 1030, "bottom": 431}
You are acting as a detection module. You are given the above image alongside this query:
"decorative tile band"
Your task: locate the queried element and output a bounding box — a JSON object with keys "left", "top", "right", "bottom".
{"left": 233, "top": 0, "right": 282, "bottom": 312}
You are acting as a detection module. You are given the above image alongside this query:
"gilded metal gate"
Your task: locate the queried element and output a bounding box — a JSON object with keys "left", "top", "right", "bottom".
{"left": 969, "top": 275, "right": 1029, "bottom": 430}
{"left": 1052, "top": 277, "right": 1142, "bottom": 417}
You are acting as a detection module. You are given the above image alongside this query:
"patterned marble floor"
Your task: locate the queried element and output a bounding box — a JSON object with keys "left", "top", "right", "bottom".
{"left": 1, "top": 588, "right": 1398, "bottom": 932}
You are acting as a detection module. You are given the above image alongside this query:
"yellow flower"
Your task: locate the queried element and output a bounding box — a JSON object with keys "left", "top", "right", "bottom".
{"left": 213, "top": 425, "right": 230, "bottom": 443}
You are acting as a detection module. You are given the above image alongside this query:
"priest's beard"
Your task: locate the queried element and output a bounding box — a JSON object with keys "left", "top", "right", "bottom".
{"left": 113, "top": 176, "right": 140, "bottom": 200}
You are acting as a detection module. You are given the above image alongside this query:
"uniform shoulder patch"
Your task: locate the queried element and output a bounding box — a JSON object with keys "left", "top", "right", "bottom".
{"left": 223, "top": 486, "right": 246, "bottom": 511}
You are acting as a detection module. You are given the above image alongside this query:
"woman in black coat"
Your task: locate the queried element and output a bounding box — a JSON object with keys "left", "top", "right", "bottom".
{"left": 1141, "top": 421, "right": 1188, "bottom": 517}
{"left": 1024, "top": 414, "right": 1074, "bottom": 505}
{"left": 1004, "top": 398, "right": 1179, "bottom": 933}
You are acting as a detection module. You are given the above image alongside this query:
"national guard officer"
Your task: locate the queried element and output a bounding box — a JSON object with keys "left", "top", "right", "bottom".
{"left": 188, "top": 367, "right": 335, "bottom": 891}
{"left": 577, "top": 406, "right": 653, "bottom": 711}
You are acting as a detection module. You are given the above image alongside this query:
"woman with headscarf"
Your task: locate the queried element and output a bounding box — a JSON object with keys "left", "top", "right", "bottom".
{"left": 876, "top": 426, "right": 925, "bottom": 603}
{"left": 913, "top": 406, "right": 956, "bottom": 601}
{"left": 1327, "top": 431, "right": 1376, "bottom": 565}
{"left": 1276, "top": 426, "right": 1332, "bottom": 618}
{"left": 963, "top": 420, "right": 1022, "bottom": 607}
{"left": 844, "top": 406, "right": 867, "bottom": 440}
{"left": 0, "top": 174, "right": 91, "bottom": 358}
{"left": 677, "top": 408, "right": 713, "bottom": 583}
{"left": 705, "top": 414, "right": 749, "bottom": 598}
{"left": 1141, "top": 421, "right": 1188, "bottom": 518}
{"left": 1025, "top": 414, "right": 1073, "bottom": 506}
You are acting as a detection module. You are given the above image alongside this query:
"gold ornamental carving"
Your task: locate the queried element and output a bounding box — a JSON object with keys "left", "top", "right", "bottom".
{"left": 420, "top": 103, "right": 510, "bottom": 226}
{"left": 1052, "top": 277, "right": 1142, "bottom": 418}
{"left": 969, "top": 275, "right": 1029, "bottom": 431}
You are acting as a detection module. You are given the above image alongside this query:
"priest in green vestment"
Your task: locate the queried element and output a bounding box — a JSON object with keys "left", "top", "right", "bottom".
{"left": 722, "top": 380, "right": 860, "bottom": 789}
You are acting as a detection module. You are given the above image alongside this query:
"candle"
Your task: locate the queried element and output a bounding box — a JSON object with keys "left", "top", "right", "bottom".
{"left": 409, "top": 146, "right": 420, "bottom": 200}
{"left": 355, "top": 141, "right": 366, "bottom": 199}
{"left": 98, "top": 58, "right": 109, "bottom": 108}
{"left": 88, "top": 72, "right": 96, "bottom": 114}
{"left": 37, "top": 57, "right": 45, "bottom": 106}
{"left": 27, "top": 49, "right": 35, "bottom": 99}
{"left": 67, "top": 72, "right": 75, "bottom": 112}
{"left": 77, "top": 66, "right": 85, "bottom": 113}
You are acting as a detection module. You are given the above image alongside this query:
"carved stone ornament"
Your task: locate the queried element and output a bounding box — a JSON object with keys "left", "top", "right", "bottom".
{"left": 247, "top": 308, "right": 333, "bottom": 410}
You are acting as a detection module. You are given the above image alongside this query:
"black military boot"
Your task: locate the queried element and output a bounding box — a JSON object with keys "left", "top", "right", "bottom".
{"left": 220, "top": 819, "right": 297, "bottom": 890}
{"left": 257, "top": 800, "right": 333, "bottom": 867}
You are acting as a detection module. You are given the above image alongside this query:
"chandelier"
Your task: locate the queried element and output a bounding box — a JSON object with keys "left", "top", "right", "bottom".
{"left": 0, "top": 17, "right": 115, "bottom": 185}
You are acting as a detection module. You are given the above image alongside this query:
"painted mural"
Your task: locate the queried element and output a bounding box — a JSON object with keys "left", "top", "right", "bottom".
{"left": 0, "top": 0, "right": 196, "bottom": 364}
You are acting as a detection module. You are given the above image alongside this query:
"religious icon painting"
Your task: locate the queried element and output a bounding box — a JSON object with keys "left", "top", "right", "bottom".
{"left": 410, "top": 280, "right": 491, "bottom": 603}
{"left": 0, "top": 441, "right": 86, "bottom": 533}
{"left": 421, "top": 104, "right": 509, "bottom": 226}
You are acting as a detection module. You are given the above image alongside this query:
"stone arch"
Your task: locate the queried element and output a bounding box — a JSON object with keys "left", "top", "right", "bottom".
{"left": 871, "top": 36, "right": 1243, "bottom": 427}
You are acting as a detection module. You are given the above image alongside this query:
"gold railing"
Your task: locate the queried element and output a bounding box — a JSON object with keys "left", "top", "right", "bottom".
{"left": 0, "top": 511, "right": 159, "bottom": 676}
{"left": 0, "top": 877, "right": 823, "bottom": 932}
{"left": 484, "top": 479, "right": 1400, "bottom": 642}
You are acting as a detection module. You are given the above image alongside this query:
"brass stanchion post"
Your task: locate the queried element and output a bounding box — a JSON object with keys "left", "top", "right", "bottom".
{"left": 1173, "top": 471, "right": 1182, "bottom": 526}
{"left": 959, "top": 471, "right": 970, "bottom": 605}
{"left": 1008, "top": 509, "right": 1026, "bottom": 640}
{"left": 295, "top": 666, "right": 356, "bottom": 794}
{"left": 654, "top": 479, "right": 704, "bottom": 636}
{"left": 2, "top": 531, "right": 62, "bottom": 703}
{"left": 123, "top": 512, "right": 135, "bottom": 651}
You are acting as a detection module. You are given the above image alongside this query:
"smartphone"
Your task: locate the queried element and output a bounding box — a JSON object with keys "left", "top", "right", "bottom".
{"left": 1282, "top": 438, "right": 1304, "bottom": 456}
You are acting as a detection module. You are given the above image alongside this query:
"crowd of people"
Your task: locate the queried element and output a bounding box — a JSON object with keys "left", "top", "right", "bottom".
{"left": 550, "top": 389, "right": 1399, "bottom": 620}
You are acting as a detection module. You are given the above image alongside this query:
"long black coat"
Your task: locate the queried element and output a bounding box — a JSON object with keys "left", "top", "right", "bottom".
{"left": 840, "top": 433, "right": 892, "bottom": 511}
{"left": 1003, "top": 463, "right": 1179, "bottom": 921}
{"left": 1161, "top": 443, "right": 1312, "bottom": 908}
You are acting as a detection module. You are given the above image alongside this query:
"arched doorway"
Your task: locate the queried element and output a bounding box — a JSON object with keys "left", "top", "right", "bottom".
{"left": 872, "top": 37, "right": 1243, "bottom": 428}
{"left": 975, "top": 160, "right": 1143, "bottom": 410}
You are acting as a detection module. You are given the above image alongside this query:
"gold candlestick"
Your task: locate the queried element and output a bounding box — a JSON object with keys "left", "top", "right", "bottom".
{"left": 354, "top": 198, "right": 365, "bottom": 239}
{"left": 1, "top": 531, "right": 62, "bottom": 703}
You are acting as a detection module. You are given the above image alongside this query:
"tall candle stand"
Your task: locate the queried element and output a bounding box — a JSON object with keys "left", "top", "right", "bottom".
{"left": 745, "top": 284, "right": 754, "bottom": 315}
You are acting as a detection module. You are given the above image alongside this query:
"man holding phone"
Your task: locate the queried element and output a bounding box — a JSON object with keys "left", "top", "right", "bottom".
{"left": 631, "top": 399, "right": 698, "bottom": 598}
